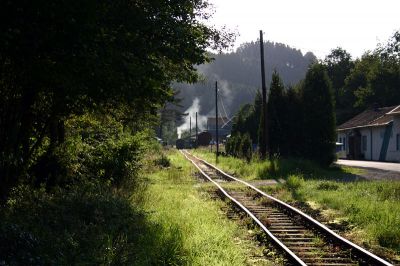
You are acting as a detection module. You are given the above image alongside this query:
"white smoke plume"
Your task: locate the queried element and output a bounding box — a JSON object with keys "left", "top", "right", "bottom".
{"left": 177, "top": 97, "right": 208, "bottom": 138}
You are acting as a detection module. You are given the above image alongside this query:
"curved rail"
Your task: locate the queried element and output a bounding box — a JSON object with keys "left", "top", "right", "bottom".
{"left": 180, "top": 150, "right": 306, "bottom": 265}
{"left": 182, "top": 150, "right": 393, "bottom": 266}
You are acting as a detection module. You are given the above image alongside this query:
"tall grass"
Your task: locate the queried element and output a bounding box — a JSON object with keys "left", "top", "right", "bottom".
{"left": 298, "top": 180, "right": 400, "bottom": 252}
{"left": 142, "top": 150, "right": 273, "bottom": 265}
{"left": 191, "top": 147, "right": 400, "bottom": 258}
{"left": 192, "top": 148, "right": 272, "bottom": 180}
{"left": 193, "top": 147, "right": 361, "bottom": 182}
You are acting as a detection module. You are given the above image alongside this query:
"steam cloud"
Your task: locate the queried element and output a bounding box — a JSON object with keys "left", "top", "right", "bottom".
{"left": 177, "top": 98, "right": 207, "bottom": 138}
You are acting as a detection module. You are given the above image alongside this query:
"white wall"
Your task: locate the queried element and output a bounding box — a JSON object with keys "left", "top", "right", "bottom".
{"left": 359, "top": 127, "right": 383, "bottom": 161}
{"left": 337, "top": 115, "right": 400, "bottom": 162}
{"left": 386, "top": 115, "right": 400, "bottom": 162}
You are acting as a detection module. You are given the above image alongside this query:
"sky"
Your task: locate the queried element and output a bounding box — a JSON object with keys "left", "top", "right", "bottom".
{"left": 207, "top": 0, "right": 400, "bottom": 59}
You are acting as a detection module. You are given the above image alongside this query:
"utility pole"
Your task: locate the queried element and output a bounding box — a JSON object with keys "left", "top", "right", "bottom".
{"left": 189, "top": 116, "right": 192, "bottom": 138}
{"left": 215, "top": 81, "right": 219, "bottom": 160}
{"left": 195, "top": 112, "right": 198, "bottom": 147}
{"left": 259, "top": 30, "right": 268, "bottom": 159}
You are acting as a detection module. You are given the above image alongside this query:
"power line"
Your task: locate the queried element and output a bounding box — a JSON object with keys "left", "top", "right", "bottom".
{"left": 218, "top": 93, "right": 229, "bottom": 122}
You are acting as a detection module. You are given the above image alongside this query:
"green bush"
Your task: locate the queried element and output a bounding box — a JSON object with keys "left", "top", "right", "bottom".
{"left": 0, "top": 181, "right": 187, "bottom": 265}
{"left": 285, "top": 175, "right": 304, "bottom": 191}
{"left": 225, "top": 136, "right": 233, "bottom": 156}
{"left": 239, "top": 133, "right": 252, "bottom": 162}
{"left": 154, "top": 154, "right": 171, "bottom": 168}
{"left": 233, "top": 133, "right": 242, "bottom": 157}
{"left": 32, "top": 113, "right": 146, "bottom": 188}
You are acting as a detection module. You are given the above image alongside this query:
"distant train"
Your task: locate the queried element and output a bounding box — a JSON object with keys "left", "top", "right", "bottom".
{"left": 197, "top": 131, "right": 212, "bottom": 146}
{"left": 176, "top": 131, "right": 213, "bottom": 149}
{"left": 176, "top": 139, "right": 186, "bottom": 149}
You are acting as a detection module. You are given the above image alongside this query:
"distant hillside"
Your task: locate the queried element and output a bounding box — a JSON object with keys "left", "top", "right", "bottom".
{"left": 175, "top": 41, "right": 316, "bottom": 124}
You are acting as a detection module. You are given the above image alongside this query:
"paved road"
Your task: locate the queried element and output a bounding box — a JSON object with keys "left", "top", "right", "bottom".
{"left": 336, "top": 159, "right": 400, "bottom": 173}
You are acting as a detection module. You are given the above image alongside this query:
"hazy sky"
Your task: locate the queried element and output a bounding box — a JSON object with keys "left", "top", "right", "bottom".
{"left": 208, "top": 0, "right": 400, "bottom": 59}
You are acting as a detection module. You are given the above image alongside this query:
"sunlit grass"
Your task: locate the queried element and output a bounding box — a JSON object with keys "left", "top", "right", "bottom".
{"left": 191, "top": 148, "right": 272, "bottom": 180}
{"left": 142, "top": 150, "right": 275, "bottom": 265}
{"left": 297, "top": 180, "right": 400, "bottom": 253}
{"left": 189, "top": 147, "right": 400, "bottom": 259}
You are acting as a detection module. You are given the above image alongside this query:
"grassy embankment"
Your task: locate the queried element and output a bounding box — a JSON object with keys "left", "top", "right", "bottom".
{"left": 0, "top": 144, "right": 279, "bottom": 265}
{"left": 143, "top": 149, "right": 277, "bottom": 265}
{"left": 191, "top": 147, "right": 400, "bottom": 261}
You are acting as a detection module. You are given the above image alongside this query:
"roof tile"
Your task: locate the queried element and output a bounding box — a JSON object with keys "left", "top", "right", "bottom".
{"left": 337, "top": 105, "right": 399, "bottom": 130}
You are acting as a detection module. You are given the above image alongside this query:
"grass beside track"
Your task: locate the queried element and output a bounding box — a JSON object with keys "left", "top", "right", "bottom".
{"left": 142, "top": 150, "right": 275, "bottom": 265}
{"left": 191, "top": 147, "right": 400, "bottom": 261}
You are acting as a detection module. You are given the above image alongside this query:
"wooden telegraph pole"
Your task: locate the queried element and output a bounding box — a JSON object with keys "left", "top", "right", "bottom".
{"left": 259, "top": 30, "right": 268, "bottom": 159}
{"left": 195, "top": 112, "right": 198, "bottom": 147}
{"left": 215, "top": 81, "right": 219, "bottom": 160}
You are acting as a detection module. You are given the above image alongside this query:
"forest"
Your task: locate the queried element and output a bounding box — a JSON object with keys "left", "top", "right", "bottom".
{"left": 0, "top": 0, "right": 233, "bottom": 264}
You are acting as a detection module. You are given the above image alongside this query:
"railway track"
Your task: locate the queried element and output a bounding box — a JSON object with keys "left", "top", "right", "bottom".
{"left": 181, "top": 150, "right": 393, "bottom": 266}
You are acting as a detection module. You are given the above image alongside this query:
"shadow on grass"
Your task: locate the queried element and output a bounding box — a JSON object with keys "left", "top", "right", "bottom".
{"left": 0, "top": 182, "right": 187, "bottom": 265}
{"left": 257, "top": 157, "right": 366, "bottom": 182}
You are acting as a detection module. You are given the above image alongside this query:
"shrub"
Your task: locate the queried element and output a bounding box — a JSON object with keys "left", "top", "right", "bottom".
{"left": 285, "top": 175, "right": 304, "bottom": 191}
{"left": 225, "top": 137, "right": 233, "bottom": 156}
{"left": 33, "top": 113, "right": 146, "bottom": 189}
{"left": 155, "top": 154, "right": 171, "bottom": 168}
{"left": 0, "top": 181, "right": 186, "bottom": 265}
{"left": 233, "top": 133, "right": 242, "bottom": 157}
{"left": 239, "top": 133, "right": 252, "bottom": 162}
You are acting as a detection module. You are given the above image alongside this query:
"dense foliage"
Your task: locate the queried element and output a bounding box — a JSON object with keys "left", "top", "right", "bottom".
{"left": 230, "top": 64, "right": 336, "bottom": 166}
{"left": 0, "top": 0, "right": 233, "bottom": 264}
{"left": 323, "top": 31, "right": 400, "bottom": 124}
{"left": 0, "top": 0, "right": 231, "bottom": 199}
{"left": 228, "top": 31, "right": 399, "bottom": 165}
{"left": 300, "top": 64, "right": 336, "bottom": 166}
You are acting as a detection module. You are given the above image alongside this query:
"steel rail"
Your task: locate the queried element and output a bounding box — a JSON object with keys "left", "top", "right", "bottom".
{"left": 183, "top": 150, "right": 393, "bottom": 266}
{"left": 181, "top": 150, "right": 306, "bottom": 265}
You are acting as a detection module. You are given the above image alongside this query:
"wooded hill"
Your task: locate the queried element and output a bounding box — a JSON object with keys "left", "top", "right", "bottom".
{"left": 175, "top": 41, "right": 317, "bottom": 118}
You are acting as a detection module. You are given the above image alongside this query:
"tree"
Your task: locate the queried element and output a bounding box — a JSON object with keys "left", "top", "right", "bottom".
{"left": 301, "top": 64, "right": 336, "bottom": 166}
{"left": 342, "top": 31, "right": 400, "bottom": 112}
{"left": 284, "top": 86, "right": 303, "bottom": 157}
{"left": 0, "top": 0, "right": 233, "bottom": 199}
{"left": 323, "top": 48, "right": 355, "bottom": 124}
{"left": 239, "top": 133, "right": 252, "bottom": 162}
{"left": 231, "top": 90, "right": 262, "bottom": 145}
{"left": 268, "top": 71, "right": 286, "bottom": 156}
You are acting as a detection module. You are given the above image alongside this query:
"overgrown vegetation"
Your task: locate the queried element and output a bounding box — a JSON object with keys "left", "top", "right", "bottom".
{"left": 0, "top": 112, "right": 156, "bottom": 264}
{"left": 226, "top": 132, "right": 253, "bottom": 162}
{"left": 142, "top": 150, "right": 277, "bottom": 265}
{"left": 192, "top": 148, "right": 400, "bottom": 260}
{"left": 0, "top": 0, "right": 234, "bottom": 264}
{"left": 325, "top": 32, "right": 400, "bottom": 124}
{"left": 230, "top": 64, "right": 336, "bottom": 166}
{"left": 0, "top": 0, "right": 233, "bottom": 200}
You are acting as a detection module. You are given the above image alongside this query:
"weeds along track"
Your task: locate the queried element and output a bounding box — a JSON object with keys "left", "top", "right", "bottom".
{"left": 181, "top": 150, "right": 393, "bottom": 266}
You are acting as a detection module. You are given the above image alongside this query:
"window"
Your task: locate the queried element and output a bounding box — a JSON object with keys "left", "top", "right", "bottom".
{"left": 343, "top": 137, "right": 346, "bottom": 150}
{"left": 339, "top": 137, "right": 342, "bottom": 150}
{"left": 362, "top": 135, "right": 367, "bottom": 152}
{"left": 397, "top": 134, "right": 400, "bottom": 151}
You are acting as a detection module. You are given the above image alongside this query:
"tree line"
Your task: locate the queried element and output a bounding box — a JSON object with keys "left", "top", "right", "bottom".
{"left": 227, "top": 65, "right": 335, "bottom": 166}
{"left": 324, "top": 32, "right": 400, "bottom": 124}
{"left": 227, "top": 30, "right": 400, "bottom": 166}
{"left": 175, "top": 41, "right": 317, "bottom": 120}
{"left": 0, "top": 0, "right": 231, "bottom": 199}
